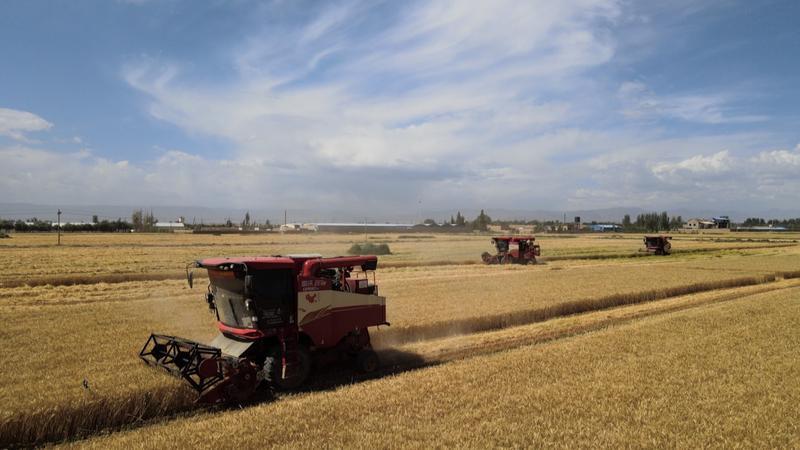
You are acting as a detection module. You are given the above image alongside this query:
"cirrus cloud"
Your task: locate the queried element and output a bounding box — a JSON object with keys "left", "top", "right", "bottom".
{"left": 0, "top": 107, "right": 53, "bottom": 141}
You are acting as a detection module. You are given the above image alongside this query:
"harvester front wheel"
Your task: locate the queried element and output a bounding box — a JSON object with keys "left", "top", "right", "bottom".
{"left": 356, "top": 349, "right": 379, "bottom": 373}
{"left": 263, "top": 345, "right": 311, "bottom": 390}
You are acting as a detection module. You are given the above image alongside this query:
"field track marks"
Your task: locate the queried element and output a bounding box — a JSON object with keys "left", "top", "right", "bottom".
{"left": 372, "top": 273, "right": 787, "bottom": 345}
{"left": 391, "top": 280, "right": 800, "bottom": 366}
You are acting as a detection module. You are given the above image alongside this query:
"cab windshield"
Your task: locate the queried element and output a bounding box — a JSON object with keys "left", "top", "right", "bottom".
{"left": 208, "top": 270, "right": 249, "bottom": 328}
{"left": 208, "top": 268, "right": 295, "bottom": 328}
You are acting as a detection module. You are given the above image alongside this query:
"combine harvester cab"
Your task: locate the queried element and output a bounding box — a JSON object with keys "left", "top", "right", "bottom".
{"left": 140, "top": 255, "right": 388, "bottom": 404}
{"left": 643, "top": 235, "right": 672, "bottom": 255}
{"left": 481, "top": 236, "right": 541, "bottom": 264}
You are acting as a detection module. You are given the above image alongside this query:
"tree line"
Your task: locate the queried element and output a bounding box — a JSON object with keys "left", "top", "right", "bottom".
{"left": 741, "top": 217, "right": 800, "bottom": 230}
{"left": 422, "top": 209, "right": 493, "bottom": 231}
{"left": 0, "top": 218, "right": 132, "bottom": 232}
{"left": 621, "top": 212, "right": 683, "bottom": 232}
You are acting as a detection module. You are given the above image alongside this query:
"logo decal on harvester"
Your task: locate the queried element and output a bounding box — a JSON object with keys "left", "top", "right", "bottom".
{"left": 305, "top": 293, "right": 319, "bottom": 303}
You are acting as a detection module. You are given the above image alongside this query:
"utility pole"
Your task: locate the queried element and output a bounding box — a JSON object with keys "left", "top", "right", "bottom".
{"left": 57, "top": 209, "right": 62, "bottom": 245}
{"left": 284, "top": 209, "right": 287, "bottom": 226}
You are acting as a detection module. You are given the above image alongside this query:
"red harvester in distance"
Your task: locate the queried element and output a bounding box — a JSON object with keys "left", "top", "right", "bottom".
{"left": 140, "top": 254, "right": 388, "bottom": 404}
{"left": 643, "top": 235, "right": 672, "bottom": 255}
{"left": 482, "top": 236, "right": 541, "bottom": 264}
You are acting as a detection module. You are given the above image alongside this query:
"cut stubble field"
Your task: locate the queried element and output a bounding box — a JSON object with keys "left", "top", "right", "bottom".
{"left": 1, "top": 232, "right": 799, "bottom": 447}
{"left": 71, "top": 283, "right": 800, "bottom": 449}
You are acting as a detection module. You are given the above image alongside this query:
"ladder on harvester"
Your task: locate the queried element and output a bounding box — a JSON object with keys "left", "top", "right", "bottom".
{"left": 280, "top": 331, "right": 301, "bottom": 381}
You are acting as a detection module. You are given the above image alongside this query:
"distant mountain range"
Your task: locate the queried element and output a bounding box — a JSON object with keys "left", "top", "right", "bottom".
{"left": 0, "top": 202, "right": 797, "bottom": 224}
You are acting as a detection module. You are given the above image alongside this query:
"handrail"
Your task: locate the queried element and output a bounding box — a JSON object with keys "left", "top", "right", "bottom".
{"left": 301, "top": 256, "right": 378, "bottom": 278}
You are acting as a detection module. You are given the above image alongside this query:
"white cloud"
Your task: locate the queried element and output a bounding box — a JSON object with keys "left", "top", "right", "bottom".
{"left": 618, "top": 81, "right": 767, "bottom": 124}
{"left": 651, "top": 150, "right": 733, "bottom": 178}
{"left": 752, "top": 145, "right": 800, "bottom": 167}
{"left": 0, "top": 107, "right": 53, "bottom": 141}
{"left": 7, "top": 1, "right": 792, "bottom": 215}
{"left": 123, "top": 0, "right": 620, "bottom": 176}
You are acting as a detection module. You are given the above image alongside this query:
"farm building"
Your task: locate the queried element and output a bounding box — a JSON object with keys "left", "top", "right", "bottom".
{"left": 588, "top": 224, "right": 622, "bottom": 232}
{"left": 686, "top": 218, "right": 714, "bottom": 230}
{"left": 154, "top": 222, "right": 185, "bottom": 230}
{"left": 685, "top": 216, "right": 730, "bottom": 231}
{"left": 736, "top": 225, "right": 789, "bottom": 232}
{"left": 278, "top": 223, "right": 303, "bottom": 232}
{"left": 315, "top": 223, "right": 413, "bottom": 233}
{"left": 712, "top": 216, "right": 731, "bottom": 228}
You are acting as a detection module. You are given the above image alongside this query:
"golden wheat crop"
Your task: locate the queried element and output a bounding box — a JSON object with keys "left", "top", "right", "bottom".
{"left": 1, "top": 233, "right": 799, "bottom": 446}
{"left": 68, "top": 284, "right": 800, "bottom": 449}
{"left": 1, "top": 232, "right": 795, "bottom": 287}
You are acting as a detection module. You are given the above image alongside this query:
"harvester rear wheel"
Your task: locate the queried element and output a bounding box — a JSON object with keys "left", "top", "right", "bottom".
{"left": 356, "top": 349, "right": 379, "bottom": 373}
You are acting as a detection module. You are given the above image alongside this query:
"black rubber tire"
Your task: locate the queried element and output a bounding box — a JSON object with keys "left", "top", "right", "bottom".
{"left": 356, "top": 349, "right": 379, "bottom": 373}
{"left": 264, "top": 345, "right": 312, "bottom": 390}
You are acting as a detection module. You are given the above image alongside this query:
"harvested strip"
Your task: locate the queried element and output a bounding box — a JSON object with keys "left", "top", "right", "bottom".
{"left": 374, "top": 274, "right": 776, "bottom": 345}
{"left": 68, "top": 283, "right": 800, "bottom": 449}
{"left": 391, "top": 279, "right": 800, "bottom": 362}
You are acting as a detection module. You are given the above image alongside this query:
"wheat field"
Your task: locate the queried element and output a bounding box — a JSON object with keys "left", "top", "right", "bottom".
{"left": 70, "top": 282, "right": 800, "bottom": 449}
{"left": 0, "top": 232, "right": 798, "bottom": 447}
{"left": 0, "top": 232, "right": 794, "bottom": 286}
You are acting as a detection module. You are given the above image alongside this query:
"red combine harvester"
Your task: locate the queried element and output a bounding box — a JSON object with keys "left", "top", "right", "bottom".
{"left": 139, "top": 255, "right": 388, "bottom": 404}
{"left": 481, "top": 236, "right": 541, "bottom": 264}
{"left": 643, "top": 235, "right": 672, "bottom": 255}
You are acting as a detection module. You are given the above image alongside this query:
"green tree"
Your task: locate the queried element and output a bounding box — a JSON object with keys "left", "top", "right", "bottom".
{"left": 472, "top": 209, "right": 492, "bottom": 231}
{"left": 455, "top": 211, "right": 466, "bottom": 226}
{"left": 622, "top": 214, "right": 632, "bottom": 230}
{"left": 131, "top": 209, "right": 143, "bottom": 232}
{"left": 743, "top": 217, "right": 766, "bottom": 226}
{"left": 669, "top": 215, "right": 683, "bottom": 230}
{"left": 143, "top": 210, "right": 157, "bottom": 231}
{"left": 659, "top": 211, "right": 670, "bottom": 231}
{"left": 242, "top": 211, "right": 252, "bottom": 229}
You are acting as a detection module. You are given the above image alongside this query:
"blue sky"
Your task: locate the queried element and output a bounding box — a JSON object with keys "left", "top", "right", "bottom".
{"left": 1, "top": 0, "right": 798, "bottom": 215}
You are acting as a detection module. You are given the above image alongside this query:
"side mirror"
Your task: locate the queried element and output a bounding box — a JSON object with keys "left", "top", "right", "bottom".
{"left": 185, "top": 261, "right": 198, "bottom": 289}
